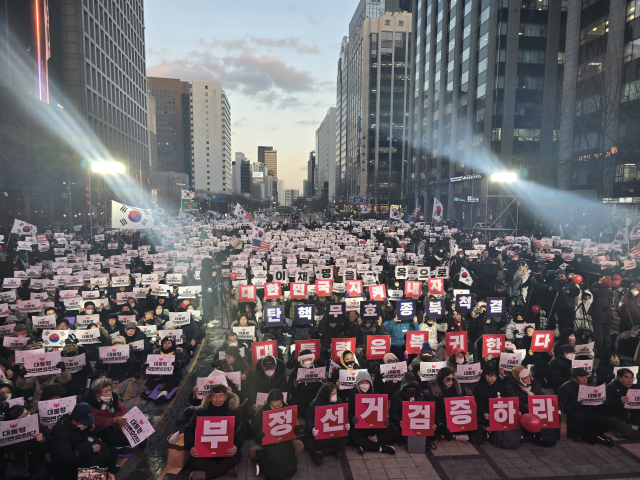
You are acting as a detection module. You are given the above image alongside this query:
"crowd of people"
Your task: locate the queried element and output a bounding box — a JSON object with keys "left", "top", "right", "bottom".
{"left": 0, "top": 213, "right": 639, "bottom": 480}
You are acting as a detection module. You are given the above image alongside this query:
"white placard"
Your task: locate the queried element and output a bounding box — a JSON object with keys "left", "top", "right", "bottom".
{"left": 38, "top": 396, "right": 76, "bottom": 425}
{"left": 577, "top": 384, "right": 605, "bottom": 405}
{"left": 420, "top": 361, "right": 447, "bottom": 381}
{"left": 338, "top": 369, "right": 367, "bottom": 390}
{"left": 62, "top": 353, "right": 86, "bottom": 374}
{"left": 76, "top": 329, "right": 101, "bottom": 344}
{"left": 121, "top": 406, "right": 155, "bottom": 447}
{"left": 146, "top": 354, "right": 175, "bottom": 375}
{"left": 196, "top": 375, "right": 227, "bottom": 399}
{"left": 99, "top": 345, "right": 130, "bottom": 364}
{"left": 23, "top": 351, "right": 61, "bottom": 377}
{"left": 295, "top": 367, "right": 326, "bottom": 383}
{"left": 457, "top": 362, "right": 482, "bottom": 383}
{"left": 0, "top": 414, "right": 39, "bottom": 446}
{"left": 232, "top": 326, "right": 255, "bottom": 341}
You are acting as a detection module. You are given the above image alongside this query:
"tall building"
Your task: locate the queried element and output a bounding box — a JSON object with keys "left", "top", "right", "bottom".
{"left": 316, "top": 108, "right": 338, "bottom": 200}
{"left": 147, "top": 77, "right": 191, "bottom": 173}
{"left": 408, "top": 0, "right": 567, "bottom": 225}
{"left": 240, "top": 158, "right": 251, "bottom": 195}
{"left": 336, "top": 37, "right": 350, "bottom": 200}
{"left": 258, "top": 146, "right": 273, "bottom": 165}
{"left": 307, "top": 151, "right": 316, "bottom": 198}
{"left": 147, "top": 94, "right": 157, "bottom": 170}
{"left": 47, "top": 0, "right": 150, "bottom": 189}
{"left": 285, "top": 189, "right": 300, "bottom": 206}
{"left": 303, "top": 179, "right": 308, "bottom": 199}
{"left": 558, "top": 0, "right": 640, "bottom": 217}
{"left": 190, "top": 80, "right": 231, "bottom": 192}
{"left": 263, "top": 148, "right": 278, "bottom": 201}
{"left": 233, "top": 152, "right": 246, "bottom": 194}
{"left": 277, "top": 179, "right": 286, "bottom": 205}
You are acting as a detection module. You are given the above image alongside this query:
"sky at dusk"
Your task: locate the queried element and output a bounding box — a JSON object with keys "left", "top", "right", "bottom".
{"left": 145, "top": 0, "right": 359, "bottom": 193}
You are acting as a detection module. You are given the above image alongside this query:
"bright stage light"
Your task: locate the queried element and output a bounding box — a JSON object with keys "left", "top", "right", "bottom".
{"left": 490, "top": 172, "right": 518, "bottom": 183}
{"left": 91, "top": 160, "right": 125, "bottom": 174}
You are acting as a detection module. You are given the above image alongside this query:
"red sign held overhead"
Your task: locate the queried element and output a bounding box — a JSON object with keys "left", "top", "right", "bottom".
{"left": 368, "top": 284, "right": 387, "bottom": 301}
{"left": 489, "top": 397, "right": 520, "bottom": 431}
{"left": 294, "top": 339, "right": 320, "bottom": 361}
{"left": 315, "top": 280, "right": 333, "bottom": 297}
{"left": 251, "top": 340, "right": 277, "bottom": 364}
{"left": 331, "top": 337, "right": 356, "bottom": 364}
{"left": 531, "top": 331, "right": 554, "bottom": 353}
{"left": 365, "top": 335, "right": 391, "bottom": 360}
{"left": 289, "top": 282, "right": 307, "bottom": 299}
{"left": 404, "top": 281, "right": 423, "bottom": 299}
{"left": 194, "top": 416, "right": 235, "bottom": 457}
{"left": 346, "top": 280, "right": 363, "bottom": 296}
{"left": 482, "top": 334, "right": 505, "bottom": 358}
{"left": 428, "top": 278, "right": 445, "bottom": 295}
{"left": 263, "top": 282, "right": 281, "bottom": 300}
{"left": 405, "top": 331, "right": 429, "bottom": 355}
{"left": 354, "top": 394, "right": 388, "bottom": 429}
{"left": 402, "top": 401, "right": 435, "bottom": 436}
{"left": 444, "top": 397, "right": 477, "bottom": 433}
{"left": 262, "top": 406, "right": 298, "bottom": 446}
{"left": 445, "top": 331, "right": 467, "bottom": 356}
{"left": 315, "top": 404, "right": 349, "bottom": 440}
{"left": 238, "top": 285, "right": 256, "bottom": 303}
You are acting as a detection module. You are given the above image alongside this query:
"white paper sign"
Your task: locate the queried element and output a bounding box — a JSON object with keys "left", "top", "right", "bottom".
{"left": 62, "top": 353, "right": 86, "bottom": 374}
{"left": 457, "top": 362, "right": 482, "bottom": 383}
{"left": 296, "top": 367, "right": 326, "bottom": 383}
{"left": 2, "top": 336, "right": 29, "bottom": 349}
{"left": 196, "top": 375, "right": 228, "bottom": 399}
{"left": 380, "top": 361, "right": 407, "bottom": 382}
{"left": 577, "top": 384, "right": 605, "bottom": 405}
{"left": 121, "top": 406, "right": 155, "bottom": 447}
{"left": 256, "top": 391, "right": 287, "bottom": 407}
{"left": 625, "top": 390, "right": 640, "bottom": 409}
{"left": 0, "top": 414, "right": 39, "bottom": 446}
{"left": 38, "top": 396, "right": 76, "bottom": 425}
{"left": 232, "top": 326, "right": 255, "bottom": 341}
{"left": 338, "top": 369, "right": 366, "bottom": 390}
{"left": 23, "top": 351, "right": 61, "bottom": 377}
{"left": 76, "top": 329, "right": 101, "bottom": 344}
{"left": 99, "top": 345, "right": 130, "bottom": 364}
{"left": 146, "top": 354, "right": 175, "bottom": 375}
{"left": 157, "top": 329, "right": 184, "bottom": 345}
{"left": 32, "top": 315, "right": 57, "bottom": 329}
{"left": 572, "top": 358, "right": 594, "bottom": 375}
{"left": 499, "top": 352, "right": 518, "bottom": 371}
{"left": 419, "top": 361, "right": 447, "bottom": 381}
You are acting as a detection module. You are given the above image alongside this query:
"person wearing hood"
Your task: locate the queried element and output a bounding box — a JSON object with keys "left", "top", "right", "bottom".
{"left": 605, "top": 368, "right": 640, "bottom": 441}
{"left": 185, "top": 384, "right": 246, "bottom": 479}
{"left": 330, "top": 350, "right": 360, "bottom": 401}
{"left": 411, "top": 342, "right": 437, "bottom": 391}
{"left": 550, "top": 344, "right": 575, "bottom": 393}
{"left": 141, "top": 336, "right": 187, "bottom": 404}
{"left": 82, "top": 323, "right": 111, "bottom": 362}
{"left": 389, "top": 372, "right": 429, "bottom": 445}
{"left": 229, "top": 315, "right": 258, "bottom": 348}
{"left": 243, "top": 355, "right": 287, "bottom": 426}
{"left": 373, "top": 352, "right": 404, "bottom": 397}
{"left": 553, "top": 328, "right": 578, "bottom": 358}
{"left": 213, "top": 332, "right": 250, "bottom": 367}
{"left": 505, "top": 313, "right": 528, "bottom": 342}
{"left": 383, "top": 313, "right": 419, "bottom": 359}
{"left": 595, "top": 352, "right": 620, "bottom": 386}
{"left": 616, "top": 282, "right": 640, "bottom": 332}
{"left": 60, "top": 342, "right": 94, "bottom": 396}
{"left": 557, "top": 367, "right": 613, "bottom": 446}
{"left": 216, "top": 345, "right": 252, "bottom": 393}
{"left": 304, "top": 382, "right": 350, "bottom": 465}
{"left": 122, "top": 320, "right": 152, "bottom": 364}
{"left": 355, "top": 314, "right": 386, "bottom": 348}
{"left": 286, "top": 349, "right": 323, "bottom": 418}
{"left": 1, "top": 404, "right": 53, "bottom": 480}
{"left": 419, "top": 314, "right": 448, "bottom": 351}
{"left": 348, "top": 370, "right": 396, "bottom": 455}
{"left": 317, "top": 315, "right": 345, "bottom": 358}
{"left": 103, "top": 313, "right": 125, "bottom": 337}
{"left": 94, "top": 336, "right": 142, "bottom": 382}
{"left": 85, "top": 378, "right": 138, "bottom": 452}
{"left": 589, "top": 277, "right": 615, "bottom": 358}
{"left": 0, "top": 378, "right": 17, "bottom": 406}
{"left": 14, "top": 356, "right": 72, "bottom": 414}
{"left": 474, "top": 365, "right": 506, "bottom": 428}
{"left": 50, "top": 402, "right": 119, "bottom": 480}
{"left": 428, "top": 367, "right": 470, "bottom": 441}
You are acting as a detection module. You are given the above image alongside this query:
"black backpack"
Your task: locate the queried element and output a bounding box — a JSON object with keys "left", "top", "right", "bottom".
{"left": 533, "top": 428, "right": 557, "bottom": 448}
{"left": 489, "top": 428, "right": 522, "bottom": 449}
{"left": 256, "top": 440, "right": 298, "bottom": 480}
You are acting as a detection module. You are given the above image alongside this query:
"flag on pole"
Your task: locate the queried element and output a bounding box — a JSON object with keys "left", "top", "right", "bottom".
{"left": 613, "top": 226, "right": 629, "bottom": 246}
{"left": 432, "top": 197, "right": 443, "bottom": 222}
{"left": 459, "top": 268, "right": 473, "bottom": 286}
{"left": 408, "top": 198, "right": 421, "bottom": 222}
{"left": 111, "top": 201, "right": 154, "bottom": 230}
{"left": 630, "top": 224, "right": 640, "bottom": 241}
{"left": 11, "top": 219, "right": 37, "bottom": 235}
{"left": 390, "top": 207, "right": 403, "bottom": 221}
{"left": 252, "top": 238, "right": 271, "bottom": 252}
{"left": 181, "top": 190, "right": 194, "bottom": 200}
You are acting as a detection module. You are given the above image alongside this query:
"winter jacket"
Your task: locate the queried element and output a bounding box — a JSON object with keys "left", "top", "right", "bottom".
{"left": 316, "top": 319, "right": 344, "bottom": 351}
{"left": 428, "top": 377, "right": 466, "bottom": 425}
{"left": 0, "top": 423, "right": 52, "bottom": 474}
{"left": 588, "top": 283, "right": 614, "bottom": 323}
{"left": 505, "top": 376, "right": 543, "bottom": 414}
{"left": 473, "top": 375, "right": 507, "bottom": 419}
{"left": 86, "top": 390, "right": 129, "bottom": 431}
{"left": 184, "top": 392, "right": 247, "bottom": 451}
{"left": 383, "top": 319, "right": 419, "bottom": 347}
{"left": 305, "top": 389, "right": 346, "bottom": 434}
{"left": 419, "top": 320, "right": 448, "bottom": 349}
{"left": 245, "top": 356, "right": 288, "bottom": 410}
{"left": 605, "top": 379, "right": 640, "bottom": 421}
{"left": 616, "top": 293, "right": 640, "bottom": 332}
{"left": 286, "top": 362, "right": 322, "bottom": 418}
{"left": 550, "top": 356, "right": 572, "bottom": 393}
{"left": 16, "top": 369, "right": 72, "bottom": 414}
{"left": 558, "top": 379, "right": 605, "bottom": 423}
{"left": 389, "top": 373, "right": 427, "bottom": 437}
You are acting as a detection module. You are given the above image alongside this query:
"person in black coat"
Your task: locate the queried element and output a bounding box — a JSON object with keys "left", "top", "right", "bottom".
{"left": 473, "top": 366, "right": 506, "bottom": 427}
{"left": 304, "top": 382, "right": 350, "bottom": 464}
{"left": 505, "top": 366, "right": 543, "bottom": 414}
{"left": 557, "top": 367, "right": 612, "bottom": 446}
{"left": 243, "top": 355, "right": 288, "bottom": 426}
{"left": 286, "top": 349, "right": 323, "bottom": 418}
{"left": 140, "top": 336, "right": 187, "bottom": 405}
{"left": 122, "top": 320, "right": 152, "bottom": 365}
{"left": 50, "top": 403, "right": 119, "bottom": 480}
{"left": 589, "top": 278, "right": 615, "bottom": 358}
{"left": 550, "top": 344, "right": 574, "bottom": 393}
{"left": 428, "top": 367, "right": 470, "bottom": 441}
{"left": 389, "top": 372, "right": 428, "bottom": 444}
{"left": 184, "top": 385, "right": 246, "bottom": 479}
{"left": 604, "top": 368, "right": 640, "bottom": 441}
{"left": 595, "top": 353, "right": 619, "bottom": 386}
{"left": 60, "top": 343, "right": 94, "bottom": 396}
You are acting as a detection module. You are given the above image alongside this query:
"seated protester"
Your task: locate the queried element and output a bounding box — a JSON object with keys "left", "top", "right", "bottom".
{"left": 139, "top": 310, "right": 157, "bottom": 327}
{"left": 357, "top": 314, "right": 387, "bottom": 349}
{"left": 183, "top": 370, "right": 242, "bottom": 420}
{"left": 373, "top": 352, "right": 404, "bottom": 398}
{"left": 15, "top": 358, "right": 71, "bottom": 414}
{"left": 50, "top": 402, "right": 119, "bottom": 480}
{"left": 595, "top": 353, "right": 619, "bottom": 386}
{"left": 0, "top": 358, "right": 17, "bottom": 387}
{"left": 411, "top": 343, "right": 436, "bottom": 391}
{"left": 85, "top": 378, "right": 139, "bottom": 452}
{"left": 286, "top": 349, "right": 323, "bottom": 418}
{"left": 516, "top": 325, "right": 535, "bottom": 352}
{"left": 557, "top": 367, "right": 613, "bottom": 446}
{"left": 383, "top": 313, "right": 419, "bottom": 360}
{"left": 82, "top": 323, "right": 111, "bottom": 362}
{"left": 389, "top": 372, "right": 429, "bottom": 446}
{"left": 122, "top": 320, "right": 152, "bottom": 364}
{"left": 429, "top": 367, "right": 470, "bottom": 441}
{"left": 505, "top": 365, "right": 543, "bottom": 412}
{"left": 1, "top": 404, "right": 52, "bottom": 480}
{"left": 213, "top": 333, "right": 249, "bottom": 368}
{"left": 103, "top": 313, "right": 125, "bottom": 338}
{"left": 243, "top": 355, "right": 287, "bottom": 427}
{"left": 605, "top": 368, "right": 640, "bottom": 441}
{"left": 230, "top": 314, "right": 258, "bottom": 349}
{"left": 141, "top": 336, "right": 187, "bottom": 404}
{"left": 217, "top": 346, "right": 252, "bottom": 392}
{"left": 447, "top": 349, "right": 469, "bottom": 376}
{"left": 505, "top": 313, "right": 527, "bottom": 342}
{"left": 152, "top": 303, "right": 169, "bottom": 323}
{"left": 474, "top": 365, "right": 506, "bottom": 428}
{"left": 331, "top": 350, "right": 360, "bottom": 402}
{"left": 305, "top": 383, "right": 349, "bottom": 464}
{"left": 94, "top": 336, "right": 143, "bottom": 383}
{"left": 180, "top": 311, "right": 202, "bottom": 358}
{"left": 419, "top": 315, "right": 448, "bottom": 351}
{"left": 0, "top": 379, "right": 16, "bottom": 405}
{"left": 123, "top": 297, "right": 140, "bottom": 317}
{"left": 185, "top": 385, "right": 246, "bottom": 480}
{"left": 550, "top": 344, "right": 575, "bottom": 393}
{"left": 56, "top": 317, "right": 71, "bottom": 331}
{"left": 317, "top": 315, "right": 344, "bottom": 358}
{"left": 348, "top": 370, "right": 396, "bottom": 455}
{"left": 60, "top": 342, "right": 94, "bottom": 396}
{"left": 249, "top": 389, "right": 304, "bottom": 475}
{"left": 553, "top": 328, "right": 577, "bottom": 358}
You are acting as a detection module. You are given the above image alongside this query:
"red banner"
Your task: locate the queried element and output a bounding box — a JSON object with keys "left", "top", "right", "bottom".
{"left": 428, "top": 278, "right": 445, "bottom": 295}
{"left": 444, "top": 397, "right": 477, "bottom": 433}
{"left": 365, "top": 335, "right": 391, "bottom": 360}
{"left": 289, "top": 282, "right": 307, "bottom": 299}
{"left": 238, "top": 285, "right": 256, "bottom": 303}
{"left": 368, "top": 284, "right": 386, "bottom": 301}
{"left": 315, "top": 279, "right": 333, "bottom": 297}
{"left": 445, "top": 331, "right": 467, "bottom": 355}
{"left": 263, "top": 282, "right": 282, "bottom": 300}
{"left": 529, "top": 395, "right": 559, "bottom": 428}
{"left": 315, "top": 404, "right": 349, "bottom": 440}
{"left": 331, "top": 337, "right": 356, "bottom": 364}
{"left": 402, "top": 401, "right": 435, "bottom": 436}
{"left": 531, "top": 331, "right": 554, "bottom": 353}
{"left": 489, "top": 397, "right": 520, "bottom": 431}
{"left": 262, "top": 406, "right": 298, "bottom": 446}
{"left": 404, "top": 281, "right": 423, "bottom": 298}
{"left": 251, "top": 340, "right": 277, "bottom": 364}
{"left": 294, "top": 339, "right": 320, "bottom": 361}
{"left": 355, "top": 394, "right": 388, "bottom": 429}
{"left": 346, "top": 280, "right": 363, "bottom": 296}
{"left": 405, "top": 331, "right": 429, "bottom": 355}
{"left": 194, "top": 416, "right": 235, "bottom": 457}
{"left": 482, "top": 334, "right": 505, "bottom": 358}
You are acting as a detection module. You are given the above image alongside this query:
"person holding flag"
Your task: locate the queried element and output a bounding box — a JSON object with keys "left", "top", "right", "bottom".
{"left": 432, "top": 197, "right": 443, "bottom": 223}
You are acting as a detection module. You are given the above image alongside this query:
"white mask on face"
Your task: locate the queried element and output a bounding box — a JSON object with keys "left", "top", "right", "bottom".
{"left": 4, "top": 393, "right": 11, "bottom": 400}
{"left": 100, "top": 396, "right": 112, "bottom": 402}
{"left": 85, "top": 309, "right": 94, "bottom": 315}
{"left": 265, "top": 369, "right": 275, "bottom": 377}
{"left": 228, "top": 342, "right": 237, "bottom": 347}
{"left": 330, "top": 394, "right": 338, "bottom": 403}
{"left": 565, "top": 353, "right": 575, "bottom": 361}
{"left": 77, "top": 424, "right": 88, "bottom": 431}
{"left": 456, "top": 357, "right": 465, "bottom": 364}
{"left": 303, "top": 360, "right": 313, "bottom": 368}
{"left": 359, "top": 383, "right": 370, "bottom": 393}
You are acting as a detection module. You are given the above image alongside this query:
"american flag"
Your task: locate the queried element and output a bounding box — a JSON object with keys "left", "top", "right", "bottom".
{"left": 408, "top": 199, "right": 420, "bottom": 222}
{"left": 252, "top": 238, "right": 271, "bottom": 252}
{"left": 631, "top": 242, "right": 640, "bottom": 257}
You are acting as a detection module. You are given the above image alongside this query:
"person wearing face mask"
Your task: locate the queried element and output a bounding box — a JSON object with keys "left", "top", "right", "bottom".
{"left": 447, "top": 348, "right": 469, "bottom": 373}
{"left": 140, "top": 336, "right": 187, "bottom": 404}
{"left": 317, "top": 315, "right": 345, "bottom": 358}
{"left": 419, "top": 311, "right": 448, "bottom": 351}
{"left": 330, "top": 350, "right": 360, "bottom": 400}
{"left": 0, "top": 379, "right": 16, "bottom": 404}
{"left": 348, "top": 371, "right": 396, "bottom": 455}
{"left": 389, "top": 372, "right": 429, "bottom": 447}
{"left": 50, "top": 402, "right": 120, "bottom": 480}
{"left": 286, "top": 350, "right": 323, "bottom": 418}
{"left": 595, "top": 352, "right": 620, "bottom": 386}
{"left": 304, "top": 383, "right": 350, "bottom": 464}
{"left": 617, "top": 282, "right": 640, "bottom": 333}
{"left": 474, "top": 366, "right": 507, "bottom": 428}
{"left": 605, "top": 368, "right": 640, "bottom": 441}
{"left": 103, "top": 313, "right": 125, "bottom": 337}
{"left": 373, "top": 352, "right": 404, "bottom": 397}
{"left": 152, "top": 303, "right": 169, "bottom": 323}
{"left": 213, "top": 332, "right": 249, "bottom": 366}
{"left": 1, "top": 404, "right": 52, "bottom": 480}
{"left": 505, "top": 313, "right": 528, "bottom": 342}
{"left": 553, "top": 328, "right": 578, "bottom": 358}
{"left": 550, "top": 344, "right": 575, "bottom": 393}
{"left": 428, "top": 367, "right": 471, "bottom": 442}
{"left": 243, "top": 355, "right": 287, "bottom": 426}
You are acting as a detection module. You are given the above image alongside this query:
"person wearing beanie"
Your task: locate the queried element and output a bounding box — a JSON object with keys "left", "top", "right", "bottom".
{"left": 94, "top": 335, "right": 142, "bottom": 383}
{"left": 122, "top": 319, "right": 151, "bottom": 364}
{"left": 389, "top": 372, "right": 429, "bottom": 447}
{"left": 589, "top": 277, "right": 615, "bottom": 358}
{"left": 305, "top": 382, "right": 350, "bottom": 465}
{"left": 374, "top": 352, "right": 403, "bottom": 398}
{"left": 550, "top": 344, "right": 575, "bottom": 393}
{"left": 410, "top": 342, "right": 436, "bottom": 390}
{"left": 141, "top": 336, "right": 187, "bottom": 405}
{"left": 41, "top": 383, "right": 67, "bottom": 401}
{"left": 557, "top": 367, "right": 613, "bottom": 446}
{"left": 242, "top": 354, "right": 287, "bottom": 426}
{"left": 286, "top": 349, "right": 322, "bottom": 418}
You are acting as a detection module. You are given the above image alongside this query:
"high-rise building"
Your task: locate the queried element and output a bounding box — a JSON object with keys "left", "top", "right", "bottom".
{"left": 316, "top": 107, "right": 338, "bottom": 200}
{"left": 233, "top": 152, "right": 245, "bottom": 194}
{"left": 277, "top": 179, "right": 286, "bottom": 205}
{"left": 307, "top": 151, "right": 316, "bottom": 198}
{"left": 147, "top": 94, "right": 157, "bottom": 170}
{"left": 285, "top": 189, "right": 300, "bottom": 206}
{"left": 147, "top": 77, "right": 191, "bottom": 173}
{"left": 303, "top": 179, "right": 308, "bottom": 199}
{"left": 240, "top": 158, "right": 251, "bottom": 195}
{"left": 258, "top": 146, "right": 273, "bottom": 165}
{"left": 336, "top": 37, "right": 350, "bottom": 200}
{"left": 408, "top": 0, "right": 567, "bottom": 225}
{"left": 263, "top": 148, "right": 278, "bottom": 201}
{"left": 190, "top": 80, "right": 231, "bottom": 192}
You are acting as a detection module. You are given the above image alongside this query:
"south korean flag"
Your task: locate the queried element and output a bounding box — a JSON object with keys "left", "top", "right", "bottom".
{"left": 111, "top": 201, "right": 154, "bottom": 230}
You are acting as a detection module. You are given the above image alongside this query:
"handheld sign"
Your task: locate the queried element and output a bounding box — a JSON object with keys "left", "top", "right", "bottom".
{"left": 262, "top": 406, "right": 298, "bottom": 446}
{"left": 146, "top": 354, "right": 175, "bottom": 375}
{"left": 402, "top": 402, "right": 435, "bottom": 436}
{"left": 489, "top": 397, "right": 520, "bottom": 431}
{"left": 263, "top": 305, "right": 285, "bottom": 327}
{"left": 99, "top": 345, "right": 130, "bottom": 364}
{"left": 251, "top": 340, "right": 277, "bottom": 364}
{"left": 444, "top": 397, "right": 478, "bottom": 432}
{"left": 355, "top": 394, "right": 388, "bottom": 429}
{"left": 195, "top": 416, "right": 236, "bottom": 457}
{"left": 121, "top": 406, "right": 155, "bottom": 447}
{"left": 365, "top": 335, "right": 390, "bottom": 360}
{"left": 529, "top": 395, "right": 559, "bottom": 428}
{"left": 315, "top": 404, "right": 349, "bottom": 440}
{"left": 38, "top": 396, "right": 76, "bottom": 426}
{"left": 445, "top": 331, "right": 467, "bottom": 355}
{"left": 406, "top": 331, "right": 429, "bottom": 355}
